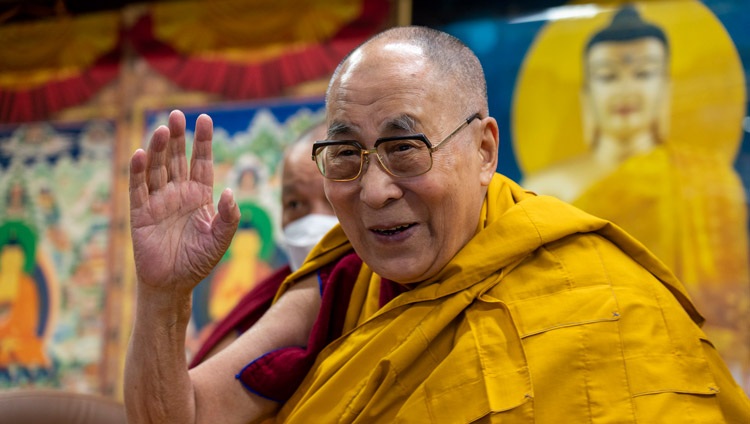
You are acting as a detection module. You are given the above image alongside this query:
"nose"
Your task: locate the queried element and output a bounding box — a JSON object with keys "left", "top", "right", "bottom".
{"left": 358, "top": 153, "right": 403, "bottom": 209}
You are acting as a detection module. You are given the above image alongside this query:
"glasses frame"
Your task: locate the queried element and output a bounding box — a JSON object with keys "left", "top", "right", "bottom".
{"left": 312, "top": 113, "right": 481, "bottom": 182}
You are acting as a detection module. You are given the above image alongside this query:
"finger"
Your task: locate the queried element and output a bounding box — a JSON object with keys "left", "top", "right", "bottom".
{"left": 129, "top": 149, "right": 149, "bottom": 210}
{"left": 145, "top": 125, "right": 169, "bottom": 193}
{"left": 213, "top": 188, "right": 241, "bottom": 251}
{"left": 167, "top": 110, "right": 188, "bottom": 182}
{"left": 190, "top": 114, "right": 214, "bottom": 188}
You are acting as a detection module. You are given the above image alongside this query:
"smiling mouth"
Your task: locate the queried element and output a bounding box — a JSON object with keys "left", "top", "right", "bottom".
{"left": 371, "top": 223, "right": 416, "bottom": 236}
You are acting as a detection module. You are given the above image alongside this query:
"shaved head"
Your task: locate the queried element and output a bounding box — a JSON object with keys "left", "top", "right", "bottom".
{"left": 327, "top": 26, "right": 489, "bottom": 118}
{"left": 280, "top": 121, "right": 333, "bottom": 228}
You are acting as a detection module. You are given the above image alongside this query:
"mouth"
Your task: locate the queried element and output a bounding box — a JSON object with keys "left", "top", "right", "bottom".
{"left": 614, "top": 106, "right": 637, "bottom": 115}
{"left": 370, "top": 223, "right": 416, "bottom": 236}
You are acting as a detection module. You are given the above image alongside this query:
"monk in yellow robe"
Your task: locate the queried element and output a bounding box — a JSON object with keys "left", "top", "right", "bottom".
{"left": 521, "top": 5, "right": 750, "bottom": 386}
{"left": 265, "top": 174, "right": 746, "bottom": 422}
{"left": 124, "top": 26, "right": 750, "bottom": 423}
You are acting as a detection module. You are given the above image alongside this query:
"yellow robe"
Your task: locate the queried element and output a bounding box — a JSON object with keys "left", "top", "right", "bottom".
{"left": 573, "top": 144, "right": 750, "bottom": 380}
{"left": 276, "top": 173, "right": 750, "bottom": 423}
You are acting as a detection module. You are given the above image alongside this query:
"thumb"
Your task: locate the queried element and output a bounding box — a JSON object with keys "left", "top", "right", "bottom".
{"left": 212, "top": 188, "right": 241, "bottom": 250}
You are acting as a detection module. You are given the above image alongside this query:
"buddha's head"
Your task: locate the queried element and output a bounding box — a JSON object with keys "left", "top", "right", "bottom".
{"left": 582, "top": 5, "right": 670, "bottom": 148}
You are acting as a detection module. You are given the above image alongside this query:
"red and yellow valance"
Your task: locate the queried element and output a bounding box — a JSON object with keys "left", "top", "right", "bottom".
{"left": 0, "top": 11, "right": 121, "bottom": 123}
{"left": 131, "top": 0, "right": 389, "bottom": 100}
{"left": 0, "top": 0, "right": 390, "bottom": 123}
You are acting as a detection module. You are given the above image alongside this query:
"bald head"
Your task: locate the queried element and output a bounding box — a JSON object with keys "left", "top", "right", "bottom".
{"left": 280, "top": 122, "right": 333, "bottom": 228}
{"left": 284, "top": 122, "right": 327, "bottom": 168}
{"left": 327, "top": 26, "right": 489, "bottom": 118}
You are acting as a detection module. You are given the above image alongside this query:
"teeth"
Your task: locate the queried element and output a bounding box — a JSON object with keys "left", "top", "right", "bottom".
{"left": 374, "top": 224, "right": 411, "bottom": 235}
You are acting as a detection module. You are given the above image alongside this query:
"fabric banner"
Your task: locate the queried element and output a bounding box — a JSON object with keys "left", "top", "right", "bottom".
{"left": 0, "top": 119, "right": 115, "bottom": 392}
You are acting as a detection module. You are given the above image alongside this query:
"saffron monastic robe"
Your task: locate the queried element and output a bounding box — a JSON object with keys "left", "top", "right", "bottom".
{"left": 572, "top": 144, "right": 750, "bottom": 384}
{"left": 260, "top": 173, "right": 750, "bottom": 423}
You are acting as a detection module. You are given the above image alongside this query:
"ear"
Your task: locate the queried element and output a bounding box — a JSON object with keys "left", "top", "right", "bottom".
{"left": 477, "top": 116, "right": 499, "bottom": 186}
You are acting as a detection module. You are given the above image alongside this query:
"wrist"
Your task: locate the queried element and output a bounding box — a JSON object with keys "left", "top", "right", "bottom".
{"left": 135, "top": 282, "right": 193, "bottom": 325}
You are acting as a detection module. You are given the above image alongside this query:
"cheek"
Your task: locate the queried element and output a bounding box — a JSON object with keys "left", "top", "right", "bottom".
{"left": 312, "top": 198, "right": 335, "bottom": 216}
{"left": 308, "top": 181, "right": 333, "bottom": 215}
{"left": 642, "top": 84, "right": 664, "bottom": 110}
{"left": 282, "top": 208, "right": 305, "bottom": 228}
{"left": 324, "top": 183, "right": 356, "bottom": 219}
{"left": 412, "top": 170, "right": 463, "bottom": 224}
{"left": 590, "top": 89, "right": 612, "bottom": 111}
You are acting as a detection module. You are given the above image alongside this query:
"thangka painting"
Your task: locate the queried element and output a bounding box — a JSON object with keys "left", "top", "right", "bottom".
{"left": 143, "top": 96, "right": 325, "bottom": 358}
{"left": 443, "top": 0, "right": 750, "bottom": 391}
{"left": 0, "top": 119, "right": 115, "bottom": 392}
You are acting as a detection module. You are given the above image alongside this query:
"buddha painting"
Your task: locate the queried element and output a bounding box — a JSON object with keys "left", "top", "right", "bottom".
{"left": 523, "top": 6, "right": 670, "bottom": 203}
{"left": 0, "top": 181, "right": 50, "bottom": 373}
{"left": 517, "top": 2, "right": 750, "bottom": 388}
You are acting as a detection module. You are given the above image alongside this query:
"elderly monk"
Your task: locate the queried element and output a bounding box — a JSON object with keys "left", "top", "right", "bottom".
{"left": 125, "top": 26, "right": 750, "bottom": 423}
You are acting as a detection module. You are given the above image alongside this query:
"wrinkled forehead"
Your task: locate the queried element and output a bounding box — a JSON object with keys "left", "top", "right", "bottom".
{"left": 331, "top": 40, "right": 432, "bottom": 94}
{"left": 325, "top": 42, "right": 452, "bottom": 136}
{"left": 341, "top": 39, "right": 425, "bottom": 76}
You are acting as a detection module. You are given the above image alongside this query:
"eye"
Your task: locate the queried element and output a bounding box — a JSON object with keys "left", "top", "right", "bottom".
{"left": 394, "top": 142, "right": 417, "bottom": 152}
{"left": 593, "top": 71, "right": 616, "bottom": 83}
{"left": 285, "top": 199, "right": 301, "bottom": 210}
{"left": 381, "top": 139, "right": 425, "bottom": 155}
{"left": 635, "top": 67, "right": 660, "bottom": 80}
{"left": 327, "top": 144, "right": 360, "bottom": 159}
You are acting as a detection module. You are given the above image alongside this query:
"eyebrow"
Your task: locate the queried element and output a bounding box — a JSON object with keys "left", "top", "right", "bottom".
{"left": 383, "top": 114, "right": 418, "bottom": 133}
{"left": 326, "top": 114, "right": 419, "bottom": 139}
{"left": 327, "top": 121, "right": 353, "bottom": 139}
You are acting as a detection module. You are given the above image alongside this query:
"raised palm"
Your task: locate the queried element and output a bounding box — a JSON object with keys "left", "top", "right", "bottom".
{"left": 129, "top": 111, "right": 240, "bottom": 294}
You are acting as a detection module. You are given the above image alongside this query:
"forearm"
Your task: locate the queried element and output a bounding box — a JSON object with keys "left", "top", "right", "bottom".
{"left": 189, "top": 276, "right": 321, "bottom": 422}
{"left": 124, "top": 275, "right": 321, "bottom": 424}
{"left": 124, "top": 286, "right": 195, "bottom": 424}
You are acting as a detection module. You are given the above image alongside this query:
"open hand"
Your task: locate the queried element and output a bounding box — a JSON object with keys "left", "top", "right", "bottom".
{"left": 129, "top": 110, "right": 240, "bottom": 294}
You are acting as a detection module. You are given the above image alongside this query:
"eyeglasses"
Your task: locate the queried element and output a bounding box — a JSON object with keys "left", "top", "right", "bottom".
{"left": 311, "top": 113, "right": 481, "bottom": 182}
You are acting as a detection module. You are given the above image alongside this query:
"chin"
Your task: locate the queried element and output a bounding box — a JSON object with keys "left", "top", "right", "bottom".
{"left": 353, "top": 239, "right": 440, "bottom": 283}
{"left": 367, "top": 260, "right": 423, "bottom": 284}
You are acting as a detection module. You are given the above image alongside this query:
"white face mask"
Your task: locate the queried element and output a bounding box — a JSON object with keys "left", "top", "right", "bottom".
{"left": 282, "top": 214, "right": 339, "bottom": 271}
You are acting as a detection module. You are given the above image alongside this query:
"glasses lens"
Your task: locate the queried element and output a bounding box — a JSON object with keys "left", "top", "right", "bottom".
{"left": 316, "top": 144, "right": 362, "bottom": 180}
{"left": 377, "top": 138, "right": 431, "bottom": 177}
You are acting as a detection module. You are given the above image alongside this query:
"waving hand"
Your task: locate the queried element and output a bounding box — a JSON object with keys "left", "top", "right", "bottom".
{"left": 129, "top": 110, "right": 240, "bottom": 294}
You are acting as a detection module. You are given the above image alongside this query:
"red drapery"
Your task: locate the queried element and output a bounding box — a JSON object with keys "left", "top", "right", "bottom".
{"left": 0, "top": 0, "right": 390, "bottom": 123}
{"left": 129, "top": 0, "right": 389, "bottom": 100}
{"left": 0, "top": 12, "right": 122, "bottom": 124}
{"left": 0, "top": 49, "right": 121, "bottom": 124}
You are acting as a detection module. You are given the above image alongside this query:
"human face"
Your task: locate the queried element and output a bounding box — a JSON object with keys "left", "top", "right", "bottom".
{"left": 324, "top": 41, "right": 497, "bottom": 284}
{"left": 585, "top": 38, "right": 668, "bottom": 142}
{"left": 281, "top": 130, "right": 334, "bottom": 229}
